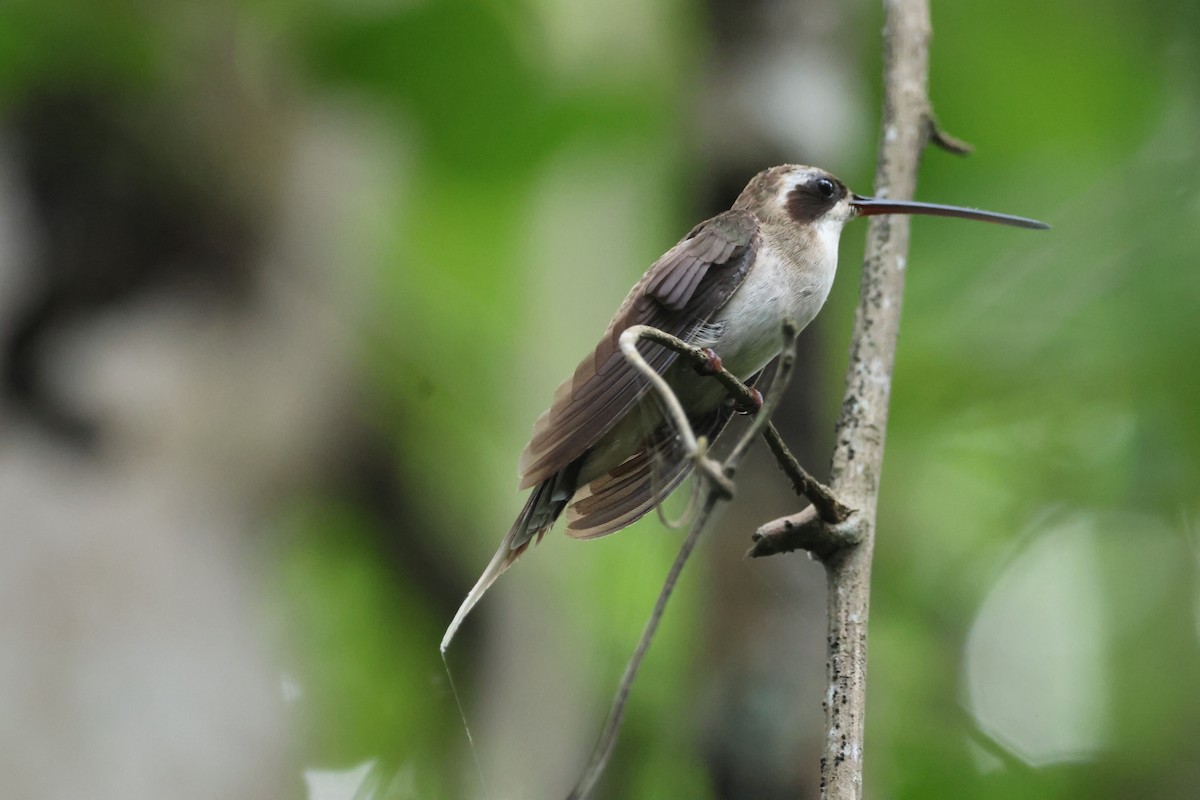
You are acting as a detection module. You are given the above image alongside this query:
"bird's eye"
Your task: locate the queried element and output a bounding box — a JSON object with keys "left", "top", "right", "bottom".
{"left": 816, "top": 178, "right": 836, "bottom": 198}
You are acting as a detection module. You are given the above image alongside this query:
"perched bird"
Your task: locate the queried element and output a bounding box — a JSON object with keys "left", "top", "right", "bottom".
{"left": 442, "top": 164, "right": 1047, "bottom": 650}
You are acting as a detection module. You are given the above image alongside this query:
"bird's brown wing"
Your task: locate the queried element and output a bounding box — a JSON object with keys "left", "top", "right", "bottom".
{"left": 517, "top": 210, "right": 760, "bottom": 490}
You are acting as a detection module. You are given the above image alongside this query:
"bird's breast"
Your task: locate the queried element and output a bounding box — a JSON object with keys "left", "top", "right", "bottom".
{"left": 699, "top": 237, "right": 839, "bottom": 381}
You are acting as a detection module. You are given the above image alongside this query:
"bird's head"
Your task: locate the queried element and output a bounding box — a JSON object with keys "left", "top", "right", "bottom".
{"left": 736, "top": 163, "right": 1049, "bottom": 232}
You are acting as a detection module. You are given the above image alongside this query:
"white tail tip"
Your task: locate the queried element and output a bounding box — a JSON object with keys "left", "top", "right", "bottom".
{"left": 441, "top": 544, "right": 510, "bottom": 652}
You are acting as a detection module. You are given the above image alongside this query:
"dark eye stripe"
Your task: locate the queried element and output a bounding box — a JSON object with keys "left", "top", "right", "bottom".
{"left": 786, "top": 178, "right": 842, "bottom": 223}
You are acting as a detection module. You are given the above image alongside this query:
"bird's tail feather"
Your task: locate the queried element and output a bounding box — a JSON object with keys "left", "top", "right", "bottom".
{"left": 440, "top": 471, "right": 573, "bottom": 651}
{"left": 440, "top": 537, "right": 513, "bottom": 653}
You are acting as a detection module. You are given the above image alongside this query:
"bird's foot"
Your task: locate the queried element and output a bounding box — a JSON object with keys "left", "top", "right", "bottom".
{"left": 695, "top": 347, "right": 723, "bottom": 375}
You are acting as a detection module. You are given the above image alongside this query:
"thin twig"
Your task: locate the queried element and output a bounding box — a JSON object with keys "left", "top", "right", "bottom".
{"left": 567, "top": 322, "right": 807, "bottom": 799}
{"left": 621, "top": 326, "right": 762, "bottom": 413}
{"left": 566, "top": 491, "right": 719, "bottom": 800}
{"left": 618, "top": 324, "right": 848, "bottom": 518}
{"left": 722, "top": 320, "right": 799, "bottom": 472}
{"left": 619, "top": 326, "right": 734, "bottom": 497}
{"left": 761, "top": 424, "right": 852, "bottom": 524}
{"left": 618, "top": 327, "right": 701, "bottom": 461}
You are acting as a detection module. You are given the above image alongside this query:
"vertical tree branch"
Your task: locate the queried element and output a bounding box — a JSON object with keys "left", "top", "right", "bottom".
{"left": 818, "top": 1, "right": 931, "bottom": 798}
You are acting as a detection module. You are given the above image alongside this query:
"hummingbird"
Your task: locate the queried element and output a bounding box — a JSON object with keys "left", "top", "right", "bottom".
{"left": 441, "top": 164, "right": 1047, "bottom": 651}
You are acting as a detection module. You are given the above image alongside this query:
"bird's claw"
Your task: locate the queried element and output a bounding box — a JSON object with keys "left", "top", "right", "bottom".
{"left": 735, "top": 387, "right": 764, "bottom": 415}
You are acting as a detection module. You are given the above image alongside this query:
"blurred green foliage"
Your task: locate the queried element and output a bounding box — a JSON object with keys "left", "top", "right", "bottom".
{"left": 4, "top": 0, "right": 1198, "bottom": 797}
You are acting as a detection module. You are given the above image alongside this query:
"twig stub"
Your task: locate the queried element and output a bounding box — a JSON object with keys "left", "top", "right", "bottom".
{"left": 746, "top": 507, "right": 863, "bottom": 561}
{"left": 926, "top": 114, "right": 974, "bottom": 156}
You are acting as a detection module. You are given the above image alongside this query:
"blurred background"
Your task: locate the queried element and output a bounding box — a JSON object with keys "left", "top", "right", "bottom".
{"left": 1, "top": 0, "right": 1198, "bottom": 798}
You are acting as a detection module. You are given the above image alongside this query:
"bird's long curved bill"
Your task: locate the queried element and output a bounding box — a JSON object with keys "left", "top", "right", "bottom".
{"left": 851, "top": 194, "right": 1049, "bottom": 229}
